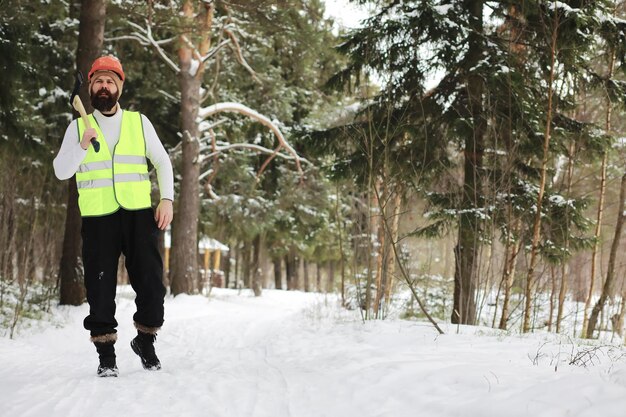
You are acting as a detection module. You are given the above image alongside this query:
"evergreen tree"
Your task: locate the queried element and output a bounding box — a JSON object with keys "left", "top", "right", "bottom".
{"left": 325, "top": 0, "right": 626, "bottom": 325}
{"left": 0, "top": 0, "right": 80, "bottom": 298}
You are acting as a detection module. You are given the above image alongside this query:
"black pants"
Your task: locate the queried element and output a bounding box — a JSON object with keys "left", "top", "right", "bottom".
{"left": 81, "top": 208, "right": 166, "bottom": 337}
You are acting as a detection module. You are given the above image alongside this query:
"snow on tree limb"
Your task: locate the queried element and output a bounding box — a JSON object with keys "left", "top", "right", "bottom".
{"left": 109, "top": 20, "right": 180, "bottom": 73}
{"left": 202, "top": 39, "right": 232, "bottom": 63}
{"left": 223, "top": 28, "right": 261, "bottom": 84}
{"left": 198, "top": 102, "right": 306, "bottom": 177}
{"left": 200, "top": 143, "right": 304, "bottom": 163}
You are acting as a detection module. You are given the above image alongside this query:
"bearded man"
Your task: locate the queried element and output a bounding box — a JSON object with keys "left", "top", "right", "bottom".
{"left": 54, "top": 55, "right": 174, "bottom": 377}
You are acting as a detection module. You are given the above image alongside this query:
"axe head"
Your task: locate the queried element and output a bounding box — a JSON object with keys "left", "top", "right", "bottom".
{"left": 70, "top": 71, "right": 85, "bottom": 106}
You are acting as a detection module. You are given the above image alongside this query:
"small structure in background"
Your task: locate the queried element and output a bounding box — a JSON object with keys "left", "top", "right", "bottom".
{"left": 164, "top": 230, "right": 229, "bottom": 290}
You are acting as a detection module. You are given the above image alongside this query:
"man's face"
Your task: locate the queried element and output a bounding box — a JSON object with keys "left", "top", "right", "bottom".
{"left": 90, "top": 74, "right": 119, "bottom": 112}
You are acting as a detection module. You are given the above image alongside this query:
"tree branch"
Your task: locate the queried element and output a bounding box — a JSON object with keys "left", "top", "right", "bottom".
{"left": 121, "top": 20, "right": 180, "bottom": 73}
{"left": 223, "top": 28, "right": 261, "bottom": 84}
{"left": 198, "top": 102, "right": 306, "bottom": 176}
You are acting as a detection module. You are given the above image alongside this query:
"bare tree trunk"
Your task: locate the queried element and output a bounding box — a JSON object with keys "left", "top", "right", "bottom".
{"left": 498, "top": 229, "right": 521, "bottom": 330}
{"left": 234, "top": 241, "right": 241, "bottom": 289}
{"left": 363, "top": 187, "right": 376, "bottom": 318}
{"left": 1, "top": 167, "right": 18, "bottom": 282}
{"left": 554, "top": 140, "right": 576, "bottom": 333}
{"left": 547, "top": 265, "right": 557, "bottom": 331}
{"left": 327, "top": 260, "right": 335, "bottom": 294}
{"left": 223, "top": 248, "right": 231, "bottom": 288}
{"left": 373, "top": 179, "right": 386, "bottom": 317}
{"left": 334, "top": 184, "right": 345, "bottom": 303}
{"left": 285, "top": 249, "right": 297, "bottom": 290}
{"left": 273, "top": 258, "right": 282, "bottom": 290}
{"left": 583, "top": 45, "right": 615, "bottom": 336}
{"left": 452, "top": 0, "right": 485, "bottom": 325}
{"left": 171, "top": 1, "right": 213, "bottom": 295}
{"left": 383, "top": 192, "right": 402, "bottom": 309}
{"left": 313, "top": 262, "right": 320, "bottom": 293}
{"left": 242, "top": 241, "right": 251, "bottom": 289}
{"left": 582, "top": 152, "right": 607, "bottom": 334}
{"left": 59, "top": 0, "right": 106, "bottom": 305}
{"left": 611, "top": 294, "right": 625, "bottom": 339}
{"left": 303, "top": 259, "right": 310, "bottom": 293}
{"left": 297, "top": 257, "right": 305, "bottom": 291}
{"left": 587, "top": 172, "right": 626, "bottom": 338}
{"left": 251, "top": 234, "right": 262, "bottom": 296}
{"left": 523, "top": 13, "right": 559, "bottom": 332}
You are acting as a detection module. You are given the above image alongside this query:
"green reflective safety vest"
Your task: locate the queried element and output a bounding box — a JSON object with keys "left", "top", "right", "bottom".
{"left": 76, "top": 111, "right": 152, "bottom": 217}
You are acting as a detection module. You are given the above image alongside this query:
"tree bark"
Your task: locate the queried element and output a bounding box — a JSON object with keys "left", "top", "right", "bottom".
{"left": 303, "top": 259, "right": 310, "bottom": 292}
{"left": 316, "top": 262, "right": 322, "bottom": 293}
{"left": 587, "top": 172, "right": 626, "bottom": 338}
{"left": 373, "top": 179, "right": 386, "bottom": 317}
{"left": 452, "top": 0, "right": 485, "bottom": 325}
{"left": 285, "top": 249, "right": 298, "bottom": 290}
{"left": 582, "top": 152, "right": 607, "bottom": 335}
{"left": 242, "top": 241, "right": 251, "bottom": 289}
{"left": 59, "top": 0, "right": 106, "bottom": 305}
{"left": 251, "top": 234, "right": 262, "bottom": 296}
{"left": 223, "top": 248, "right": 231, "bottom": 288}
{"left": 273, "top": 258, "right": 282, "bottom": 289}
{"left": 522, "top": 11, "right": 559, "bottom": 333}
{"left": 583, "top": 45, "right": 615, "bottom": 337}
{"left": 170, "top": 0, "right": 211, "bottom": 295}
{"left": 498, "top": 221, "right": 521, "bottom": 330}
{"left": 612, "top": 295, "right": 626, "bottom": 338}
{"left": 555, "top": 140, "right": 576, "bottom": 333}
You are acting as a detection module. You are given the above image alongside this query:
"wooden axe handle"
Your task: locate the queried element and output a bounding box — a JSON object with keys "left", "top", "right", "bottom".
{"left": 72, "top": 95, "right": 101, "bottom": 152}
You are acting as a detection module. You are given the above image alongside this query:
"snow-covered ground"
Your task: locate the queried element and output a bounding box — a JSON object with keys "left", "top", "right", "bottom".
{"left": 1, "top": 287, "right": 626, "bottom": 417}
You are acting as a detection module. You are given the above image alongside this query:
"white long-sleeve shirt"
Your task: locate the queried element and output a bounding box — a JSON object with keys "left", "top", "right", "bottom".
{"left": 53, "top": 107, "right": 174, "bottom": 201}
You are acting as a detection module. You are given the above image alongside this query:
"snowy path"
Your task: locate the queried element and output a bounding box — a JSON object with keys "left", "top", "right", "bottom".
{"left": 2, "top": 288, "right": 626, "bottom": 417}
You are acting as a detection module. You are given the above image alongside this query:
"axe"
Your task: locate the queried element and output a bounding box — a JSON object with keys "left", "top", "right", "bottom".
{"left": 70, "top": 71, "right": 100, "bottom": 152}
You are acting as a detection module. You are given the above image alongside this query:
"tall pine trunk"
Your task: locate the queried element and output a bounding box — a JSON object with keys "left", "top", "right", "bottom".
{"left": 273, "top": 258, "right": 282, "bottom": 290}
{"left": 303, "top": 260, "right": 310, "bottom": 293}
{"left": 452, "top": 0, "right": 485, "bottom": 325}
{"left": 59, "top": 0, "right": 106, "bottom": 305}
{"left": 316, "top": 262, "right": 322, "bottom": 293}
{"left": 285, "top": 249, "right": 298, "bottom": 290}
{"left": 251, "top": 235, "right": 262, "bottom": 296}
{"left": 170, "top": 1, "right": 213, "bottom": 295}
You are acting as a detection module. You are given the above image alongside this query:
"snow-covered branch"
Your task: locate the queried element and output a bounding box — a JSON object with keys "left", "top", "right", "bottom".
{"left": 198, "top": 102, "right": 306, "bottom": 176}
{"left": 223, "top": 28, "right": 261, "bottom": 84}
{"left": 200, "top": 143, "right": 303, "bottom": 162}
{"left": 202, "top": 39, "right": 232, "bottom": 63}
{"left": 109, "top": 20, "right": 180, "bottom": 73}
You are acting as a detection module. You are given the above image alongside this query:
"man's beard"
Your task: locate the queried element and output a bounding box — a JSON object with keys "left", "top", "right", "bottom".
{"left": 90, "top": 88, "right": 119, "bottom": 112}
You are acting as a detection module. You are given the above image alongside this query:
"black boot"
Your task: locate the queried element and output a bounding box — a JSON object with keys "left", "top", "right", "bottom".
{"left": 93, "top": 340, "right": 118, "bottom": 377}
{"left": 131, "top": 331, "right": 161, "bottom": 370}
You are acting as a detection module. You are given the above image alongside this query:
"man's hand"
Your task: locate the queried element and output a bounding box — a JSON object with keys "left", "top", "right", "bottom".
{"left": 80, "top": 128, "right": 98, "bottom": 150}
{"left": 155, "top": 199, "right": 173, "bottom": 230}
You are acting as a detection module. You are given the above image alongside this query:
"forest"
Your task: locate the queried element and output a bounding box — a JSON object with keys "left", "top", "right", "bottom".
{"left": 2, "top": 0, "right": 626, "bottom": 343}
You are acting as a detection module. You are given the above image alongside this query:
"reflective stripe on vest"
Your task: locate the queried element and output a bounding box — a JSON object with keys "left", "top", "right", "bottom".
{"left": 76, "top": 111, "right": 152, "bottom": 216}
{"left": 77, "top": 173, "right": 150, "bottom": 190}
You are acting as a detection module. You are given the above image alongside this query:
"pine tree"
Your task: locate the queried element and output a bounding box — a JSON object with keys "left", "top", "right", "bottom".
{"left": 325, "top": 0, "right": 625, "bottom": 326}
